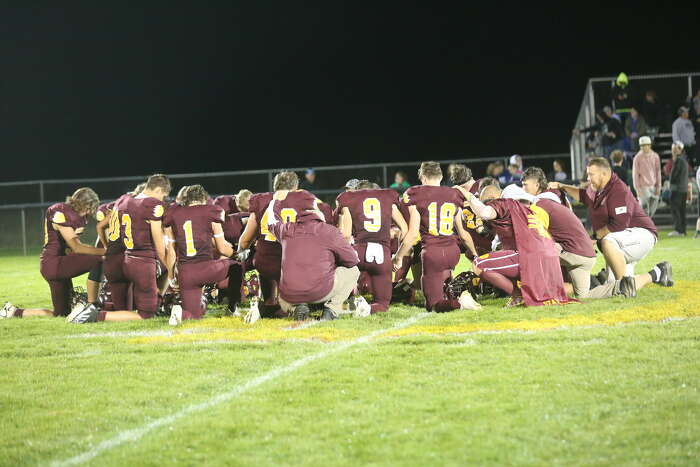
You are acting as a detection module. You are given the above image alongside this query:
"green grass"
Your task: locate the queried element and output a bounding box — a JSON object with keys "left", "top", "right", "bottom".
{"left": 1, "top": 231, "right": 699, "bottom": 466}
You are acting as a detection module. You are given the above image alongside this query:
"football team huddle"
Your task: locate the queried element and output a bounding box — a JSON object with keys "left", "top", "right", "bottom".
{"left": 1, "top": 157, "right": 674, "bottom": 325}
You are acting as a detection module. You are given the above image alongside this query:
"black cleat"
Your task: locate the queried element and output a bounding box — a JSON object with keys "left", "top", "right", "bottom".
{"left": 293, "top": 303, "right": 310, "bottom": 321}
{"left": 589, "top": 275, "right": 601, "bottom": 289}
{"left": 320, "top": 307, "right": 336, "bottom": 321}
{"left": 619, "top": 276, "right": 637, "bottom": 298}
{"left": 596, "top": 268, "right": 609, "bottom": 285}
{"left": 656, "top": 262, "right": 673, "bottom": 287}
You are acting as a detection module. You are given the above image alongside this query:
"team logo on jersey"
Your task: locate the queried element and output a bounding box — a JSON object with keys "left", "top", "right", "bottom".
{"left": 52, "top": 211, "right": 66, "bottom": 224}
{"left": 95, "top": 210, "right": 105, "bottom": 222}
{"left": 615, "top": 206, "right": 627, "bottom": 215}
{"left": 153, "top": 204, "right": 165, "bottom": 218}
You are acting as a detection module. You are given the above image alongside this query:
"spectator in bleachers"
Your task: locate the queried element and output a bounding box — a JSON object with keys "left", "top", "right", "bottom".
{"left": 486, "top": 161, "right": 505, "bottom": 180}
{"left": 612, "top": 72, "right": 633, "bottom": 120}
{"left": 550, "top": 159, "right": 568, "bottom": 183}
{"left": 501, "top": 163, "right": 522, "bottom": 186}
{"left": 625, "top": 108, "right": 648, "bottom": 152}
{"left": 641, "top": 90, "right": 662, "bottom": 130}
{"left": 611, "top": 150, "right": 630, "bottom": 188}
{"left": 389, "top": 171, "right": 411, "bottom": 194}
{"left": 509, "top": 154, "right": 524, "bottom": 173}
{"left": 672, "top": 107, "right": 697, "bottom": 167}
{"left": 668, "top": 141, "right": 689, "bottom": 237}
{"left": 575, "top": 107, "right": 624, "bottom": 157}
{"left": 300, "top": 169, "right": 317, "bottom": 191}
{"left": 632, "top": 136, "right": 661, "bottom": 218}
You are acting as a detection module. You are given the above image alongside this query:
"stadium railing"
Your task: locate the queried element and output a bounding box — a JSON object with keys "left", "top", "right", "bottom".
{"left": 570, "top": 71, "right": 700, "bottom": 179}
{"left": 0, "top": 154, "right": 565, "bottom": 255}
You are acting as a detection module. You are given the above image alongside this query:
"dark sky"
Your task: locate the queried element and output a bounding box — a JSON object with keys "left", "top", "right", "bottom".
{"left": 0, "top": 5, "right": 697, "bottom": 182}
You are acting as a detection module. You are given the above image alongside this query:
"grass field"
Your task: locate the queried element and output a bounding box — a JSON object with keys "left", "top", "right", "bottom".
{"left": 1, "top": 232, "right": 699, "bottom": 466}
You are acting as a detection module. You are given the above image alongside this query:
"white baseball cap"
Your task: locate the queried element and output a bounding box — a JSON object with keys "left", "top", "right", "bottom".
{"left": 502, "top": 184, "right": 535, "bottom": 203}
{"left": 672, "top": 141, "right": 684, "bottom": 150}
{"left": 639, "top": 136, "right": 652, "bottom": 146}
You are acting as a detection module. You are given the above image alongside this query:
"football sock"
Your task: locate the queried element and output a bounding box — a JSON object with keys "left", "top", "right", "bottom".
{"left": 15, "top": 308, "right": 24, "bottom": 318}
{"left": 480, "top": 270, "right": 514, "bottom": 295}
{"left": 649, "top": 266, "right": 661, "bottom": 283}
{"left": 97, "top": 311, "right": 107, "bottom": 322}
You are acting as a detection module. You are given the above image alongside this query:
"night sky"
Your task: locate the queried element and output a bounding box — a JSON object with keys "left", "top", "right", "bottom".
{"left": 1, "top": 5, "right": 697, "bottom": 182}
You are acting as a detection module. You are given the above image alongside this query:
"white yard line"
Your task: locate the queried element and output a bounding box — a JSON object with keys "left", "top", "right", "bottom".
{"left": 67, "top": 330, "right": 175, "bottom": 339}
{"left": 50, "top": 312, "right": 428, "bottom": 467}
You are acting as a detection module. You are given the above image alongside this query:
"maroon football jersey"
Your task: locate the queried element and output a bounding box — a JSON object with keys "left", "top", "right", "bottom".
{"left": 102, "top": 195, "right": 132, "bottom": 256}
{"left": 223, "top": 212, "right": 250, "bottom": 245}
{"left": 454, "top": 187, "right": 494, "bottom": 255}
{"left": 214, "top": 195, "right": 239, "bottom": 215}
{"left": 249, "top": 190, "right": 318, "bottom": 254}
{"left": 402, "top": 185, "right": 462, "bottom": 247}
{"left": 96, "top": 202, "right": 113, "bottom": 224}
{"left": 535, "top": 199, "right": 595, "bottom": 258}
{"left": 164, "top": 204, "right": 225, "bottom": 264}
{"left": 486, "top": 199, "right": 517, "bottom": 251}
{"left": 337, "top": 189, "right": 398, "bottom": 247}
{"left": 41, "top": 203, "right": 87, "bottom": 257}
{"left": 118, "top": 194, "right": 167, "bottom": 258}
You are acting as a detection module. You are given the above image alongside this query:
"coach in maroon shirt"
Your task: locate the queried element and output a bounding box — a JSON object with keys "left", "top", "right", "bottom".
{"left": 550, "top": 157, "right": 670, "bottom": 286}
{"left": 265, "top": 190, "right": 360, "bottom": 320}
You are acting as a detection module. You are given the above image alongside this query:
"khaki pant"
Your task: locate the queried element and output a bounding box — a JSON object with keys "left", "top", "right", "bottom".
{"left": 638, "top": 187, "right": 660, "bottom": 218}
{"left": 279, "top": 266, "right": 360, "bottom": 317}
{"left": 560, "top": 250, "right": 618, "bottom": 299}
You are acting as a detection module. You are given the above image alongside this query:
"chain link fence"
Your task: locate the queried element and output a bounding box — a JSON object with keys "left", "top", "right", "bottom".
{"left": 0, "top": 154, "right": 565, "bottom": 254}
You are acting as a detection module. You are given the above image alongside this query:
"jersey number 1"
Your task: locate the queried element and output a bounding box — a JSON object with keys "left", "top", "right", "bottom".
{"left": 183, "top": 220, "right": 197, "bottom": 256}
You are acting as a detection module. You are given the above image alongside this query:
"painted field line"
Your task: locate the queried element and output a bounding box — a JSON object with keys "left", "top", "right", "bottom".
{"left": 50, "top": 312, "right": 428, "bottom": 467}
{"left": 67, "top": 330, "right": 174, "bottom": 339}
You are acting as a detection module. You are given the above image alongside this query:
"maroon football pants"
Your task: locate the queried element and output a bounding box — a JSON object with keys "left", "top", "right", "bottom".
{"left": 420, "top": 242, "right": 461, "bottom": 312}
{"left": 253, "top": 251, "right": 281, "bottom": 309}
{"left": 354, "top": 243, "right": 392, "bottom": 313}
{"left": 123, "top": 254, "right": 160, "bottom": 318}
{"left": 103, "top": 253, "right": 133, "bottom": 310}
{"left": 473, "top": 250, "right": 520, "bottom": 296}
{"left": 40, "top": 254, "right": 102, "bottom": 316}
{"left": 179, "top": 259, "right": 243, "bottom": 320}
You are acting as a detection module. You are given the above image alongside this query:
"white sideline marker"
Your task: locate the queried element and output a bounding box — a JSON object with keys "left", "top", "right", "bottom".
{"left": 51, "top": 313, "right": 428, "bottom": 467}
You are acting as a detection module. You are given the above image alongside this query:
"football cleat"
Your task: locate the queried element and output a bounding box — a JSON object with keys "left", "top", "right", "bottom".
{"left": 1, "top": 302, "right": 18, "bottom": 319}
{"left": 293, "top": 304, "right": 310, "bottom": 321}
{"left": 168, "top": 304, "right": 183, "bottom": 326}
{"left": 619, "top": 276, "right": 637, "bottom": 298}
{"left": 596, "top": 268, "right": 610, "bottom": 285}
{"left": 656, "top": 261, "right": 673, "bottom": 287}
{"left": 351, "top": 296, "right": 371, "bottom": 318}
{"left": 504, "top": 295, "right": 524, "bottom": 308}
{"left": 66, "top": 303, "right": 100, "bottom": 324}
{"left": 320, "top": 307, "right": 336, "bottom": 321}
{"left": 244, "top": 299, "right": 261, "bottom": 324}
{"left": 227, "top": 304, "right": 243, "bottom": 317}
{"left": 458, "top": 290, "right": 482, "bottom": 310}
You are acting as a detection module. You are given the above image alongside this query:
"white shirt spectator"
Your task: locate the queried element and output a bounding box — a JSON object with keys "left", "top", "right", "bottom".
{"left": 672, "top": 116, "right": 696, "bottom": 147}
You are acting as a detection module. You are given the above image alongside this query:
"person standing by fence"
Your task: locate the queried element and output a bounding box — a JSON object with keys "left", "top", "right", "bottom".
{"left": 632, "top": 136, "right": 661, "bottom": 217}
{"left": 668, "top": 142, "right": 689, "bottom": 237}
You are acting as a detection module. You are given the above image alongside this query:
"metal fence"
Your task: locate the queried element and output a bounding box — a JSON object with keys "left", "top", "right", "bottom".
{"left": 0, "top": 154, "right": 565, "bottom": 254}
{"left": 570, "top": 71, "right": 700, "bottom": 179}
